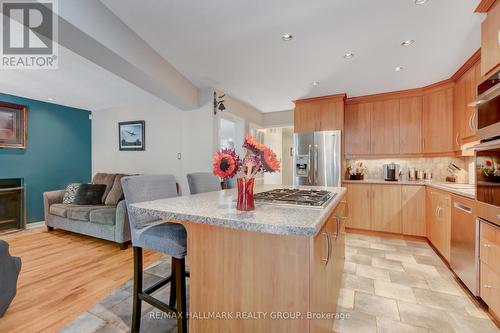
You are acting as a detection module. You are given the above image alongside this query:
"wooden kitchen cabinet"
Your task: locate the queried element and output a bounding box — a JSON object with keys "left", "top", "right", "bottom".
{"left": 371, "top": 185, "right": 402, "bottom": 233}
{"left": 426, "top": 188, "right": 451, "bottom": 262}
{"left": 294, "top": 101, "right": 321, "bottom": 133}
{"left": 422, "top": 86, "right": 454, "bottom": 154}
{"left": 480, "top": 262, "right": 500, "bottom": 318}
{"left": 401, "top": 185, "right": 426, "bottom": 236}
{"left": 310, "top": 203, "right": 346, "bottom": 333}
{"left": 371, "top": 100, "right": 400, "bottom": 154}
{"left": 479, "top": 218, "right": 500, "bottom": 319}
{"left": 345, "top": 103, "right": 372, "bottom": 155}
{"left": 346, "top": 183, "right": 372, "bottom": 230}
{"left": 480, "top": 221, "right": 500, "bottom": 276}
{"left": 399, "top": 97, "right": 423, "bottom": 154}
{"left": 481, "top": 0, "right": 500, "bottom": 76}
{"left": 454, "top": 73, "right": 466, "bottom": 151}
{"left": 346, "top": 183, "right": 402, "bottom": 234}
{"left": 294, "top": 95, "right": 345, "bottom": 133}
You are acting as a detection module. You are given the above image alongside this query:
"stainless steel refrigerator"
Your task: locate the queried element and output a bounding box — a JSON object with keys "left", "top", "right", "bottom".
{"left": 293, "top": 130, "right": 341, "bottom": 187}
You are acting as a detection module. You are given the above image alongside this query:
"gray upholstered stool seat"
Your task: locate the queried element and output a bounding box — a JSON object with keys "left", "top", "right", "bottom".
{"left": 121, "top": 174, "right": 188, "bottom": 333}
{"left": 135, "top": 223, "right": 187, "bottom": 259}
{"left": 186, "top": 172, "right": 221, "bottom": 194}
{"left": 0, "top": 240, "right": 21, "bottom": 317}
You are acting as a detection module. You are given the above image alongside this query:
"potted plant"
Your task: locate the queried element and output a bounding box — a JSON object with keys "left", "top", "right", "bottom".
{"left": 348, "top": 161, "right": 367, "bottom": 180}
{"left": 213, "top": 134, "right": 280, "bottom": 211}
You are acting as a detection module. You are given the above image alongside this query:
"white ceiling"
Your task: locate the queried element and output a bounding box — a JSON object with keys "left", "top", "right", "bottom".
{"left": 0, "top": 45, "right": 162, "bottom": 110}
{"left": 102, "top": 0, "right": 483, "bottom": 112}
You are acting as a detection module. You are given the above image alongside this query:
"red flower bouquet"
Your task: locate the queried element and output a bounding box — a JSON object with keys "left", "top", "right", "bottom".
{"left": 213, "top": 134, "right": 281, "bottom": 211}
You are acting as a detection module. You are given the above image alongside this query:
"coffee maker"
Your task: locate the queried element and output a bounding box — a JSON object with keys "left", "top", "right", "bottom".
{"left": 383, "top": 163, "right": 400, "bottom": 181}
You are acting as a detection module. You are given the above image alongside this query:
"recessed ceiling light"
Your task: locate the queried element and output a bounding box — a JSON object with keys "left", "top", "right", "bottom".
{"left": 344, "top": 53, "right": 355, "bottom": 59}
{"left": 401, "top": 40, "right": 415, "bottom": 46}
{"left": 395, "top": 66, "right": 404, "bottom": 72}
{"left": 47, "top": 97, "right": 55, "bottom": 101}
{"left": 414, "top": 0, "right": 428, "bottom": 5}
{"left": 312, "top": 81, "right": 320, "bottom": 87}
{"left": 281, "top": 34, "right": 293, "bottom": 41}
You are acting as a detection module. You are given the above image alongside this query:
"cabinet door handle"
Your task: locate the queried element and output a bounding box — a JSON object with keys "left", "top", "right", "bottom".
{"left": 454, "top": 202, "right": 472, "bottom": 214}
{"left": 455, "top": 133, "right": 460, "bottom": 146}
{"left": 472, "top": 110, "right": 477, "bottom": 132}
{"left": 469, "top": 114, "right": 474, "bottom": 131}
{"left": 483, "top": 285, "right": 492, "bottom": 289}
{"left": 321, "top": 232, "right": 331, "bottom": 265}
{"left": 483, "top": 244, "right": 491, "bottom": 248}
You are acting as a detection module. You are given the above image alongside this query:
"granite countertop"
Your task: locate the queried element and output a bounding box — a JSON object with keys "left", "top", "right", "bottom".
{"left": 343, "top": 179, "right": 475, "bottom": 199}
{"left": 130, "top": 185, "right": 347, "bottom": 237}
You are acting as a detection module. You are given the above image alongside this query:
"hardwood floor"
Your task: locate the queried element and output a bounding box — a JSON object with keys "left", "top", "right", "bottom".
{"left": 0, "top": 228, "right": 161, "bottom": 333}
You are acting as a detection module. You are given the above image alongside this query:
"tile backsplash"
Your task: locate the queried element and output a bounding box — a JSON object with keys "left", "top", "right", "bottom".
{"left": 346, "top": 157, "right": 470, "bottom": 182}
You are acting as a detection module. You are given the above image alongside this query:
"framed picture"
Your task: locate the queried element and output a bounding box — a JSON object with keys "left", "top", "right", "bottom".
{"left": 119, "top": 120, "right": 145, "bottom": 151}
{"left": 0, "top": 101, "right": 27, "bottom": 149}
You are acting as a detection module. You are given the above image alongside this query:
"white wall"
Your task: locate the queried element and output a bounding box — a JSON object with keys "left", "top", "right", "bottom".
{"left": 92, "top": 97, "right": 216, "bottom": 195}
{"left": 92, "top": 88, "right": 270, "bottom": 195}
{"left": 263, "top": 128, "right": 283, "bottom": 185}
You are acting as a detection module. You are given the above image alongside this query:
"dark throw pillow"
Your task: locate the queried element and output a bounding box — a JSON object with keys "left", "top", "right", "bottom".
{"left": 63, "top": 183, "right": 82, "bottom": 204}
{"left": 73, "top": 184, "right": 107, "bottom": 205}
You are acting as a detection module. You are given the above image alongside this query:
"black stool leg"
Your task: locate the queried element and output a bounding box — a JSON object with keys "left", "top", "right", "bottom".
{"left": 169, "top": 261, "right": 176, "bottom": 308}
{"left": 173, "top": 257, "right": 188, "bottom": 333}
{"left": 132, "top": 246, "right": 143, "bottom": 333}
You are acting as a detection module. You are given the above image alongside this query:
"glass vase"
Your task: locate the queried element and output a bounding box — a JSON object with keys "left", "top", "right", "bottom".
{"left": 236, "top": 177, "right": 255, "bottom": 211}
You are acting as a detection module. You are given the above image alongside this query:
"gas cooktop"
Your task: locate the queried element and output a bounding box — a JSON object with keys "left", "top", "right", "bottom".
{"left": 253, "top": 188, "right": 335, "bottom": 208}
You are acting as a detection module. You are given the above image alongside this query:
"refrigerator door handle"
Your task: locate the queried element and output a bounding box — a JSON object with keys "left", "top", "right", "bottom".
{"left": 308, "top": 144, "right": 312, "bottom": 184}
{"left": 314, "top": 144, "right": 319, "bottom": 185}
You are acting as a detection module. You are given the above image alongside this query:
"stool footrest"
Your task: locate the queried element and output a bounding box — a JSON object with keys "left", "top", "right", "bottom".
{"left": 139, "top": 293, "right": 178, "bottom": 314}
{"left": 143, "top": 276, "right": 172, "bottom": 295}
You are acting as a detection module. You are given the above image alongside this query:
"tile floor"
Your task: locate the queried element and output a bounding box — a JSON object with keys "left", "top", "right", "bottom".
{"left": 62, "top": 232, "right": 500, "bottom": 333}
{"left": 333, "top": 233, "right": 499, "bottom": 333}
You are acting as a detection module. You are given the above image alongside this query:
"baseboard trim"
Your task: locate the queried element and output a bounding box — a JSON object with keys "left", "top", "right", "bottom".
{"left": 26, "top": 221, "right": 45, "bottom": 229}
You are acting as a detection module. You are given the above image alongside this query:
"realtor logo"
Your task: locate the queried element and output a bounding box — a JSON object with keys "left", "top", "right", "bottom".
{"left": 1, "top": 0, "right": 58, "bottom": 69}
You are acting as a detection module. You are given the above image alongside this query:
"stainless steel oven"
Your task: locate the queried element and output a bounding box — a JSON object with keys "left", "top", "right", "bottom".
{"left": 475, "top": 138, "right": 500, "bottom": 209}
{"left": 471, "top": 71, "right": 499, "bottom": 141}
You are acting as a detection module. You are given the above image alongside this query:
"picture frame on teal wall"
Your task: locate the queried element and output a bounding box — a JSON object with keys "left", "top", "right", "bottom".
{"left": 0, "top": 101, "right": 27, "bottom": 149}
{"left": 118, "top": 120, "right": 145, "bottom": 151}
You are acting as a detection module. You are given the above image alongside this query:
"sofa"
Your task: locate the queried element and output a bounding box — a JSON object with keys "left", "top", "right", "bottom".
{"left": 43, "top": 173, "right": 131, "bottom": 248}
{"left": 0, "top": 240, "right": 21, "bottom": 317}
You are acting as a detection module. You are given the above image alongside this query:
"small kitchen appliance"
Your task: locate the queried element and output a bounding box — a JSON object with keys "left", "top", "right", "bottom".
{"left": 383, "top": 163, "right": 400, "bottom": 181}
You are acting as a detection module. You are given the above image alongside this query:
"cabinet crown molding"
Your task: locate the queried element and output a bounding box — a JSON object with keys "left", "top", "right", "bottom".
{"left": 294, "top": 93, "right": 346, "bottom": 104}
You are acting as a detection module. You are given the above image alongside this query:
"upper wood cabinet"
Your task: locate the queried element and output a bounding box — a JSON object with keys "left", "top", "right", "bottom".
{"left": 294, "top": 101, "right": 321, "bottom": 133}
{"left": 481, "top": 0, "right": 500, "bottom": 76}
{"left": 294, "top": 95, "right": 345, "bottom": 133}
{"left": 399, "top": 97, "right": 423, "bottom": 154}
{"left": 345, "top": 103, "right": 372, "bottom": 155}
{"left": 422, "top": 86, "right": 454, "bottom": 154}
{"left": 371, "top": 100, "right": 400, "bottom": 154}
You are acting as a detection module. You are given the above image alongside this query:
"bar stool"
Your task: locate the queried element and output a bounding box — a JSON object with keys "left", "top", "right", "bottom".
{"left": 186, "top": 172, "right": 221, "bottom": 194}
{"left": 121, "top": 175, "right": 188, "bottom": 333}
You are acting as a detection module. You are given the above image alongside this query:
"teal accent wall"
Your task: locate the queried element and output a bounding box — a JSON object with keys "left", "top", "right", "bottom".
{"left": 0, "top": 93, "right": 91, "bottom": 223}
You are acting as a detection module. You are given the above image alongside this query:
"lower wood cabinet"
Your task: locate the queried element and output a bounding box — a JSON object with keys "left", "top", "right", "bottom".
{"left": 346, "top": 184, "right": 425, "bottom": 236}
{"left": 426, "top": 188, "right": 451, "bottom": 262}
{"left": 480, "top": 219, "right": 500, "bottom": 319}
{"left": 371, "top": 185, "right": 402, "bottom": 233}
{"left": 310, "top": 201, "right": 346, "bottom": 333}
{"left": 401, "top": 185, "right": 426, "bottom": 236}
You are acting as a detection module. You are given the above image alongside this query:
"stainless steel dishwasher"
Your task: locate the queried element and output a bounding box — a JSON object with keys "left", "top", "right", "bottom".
{"left": 450, "top": 196, "right": 479, "bottom": 296}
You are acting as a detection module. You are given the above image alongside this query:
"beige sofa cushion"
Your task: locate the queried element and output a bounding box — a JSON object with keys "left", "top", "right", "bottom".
{"left": 92, "top": 173, "right": 116, "bottom": 203}
{"left": 105, "top": 174, "right": 127, "bottom": 206}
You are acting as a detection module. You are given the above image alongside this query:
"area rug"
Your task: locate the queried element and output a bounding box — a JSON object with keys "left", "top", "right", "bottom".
{"left": 61, "top": 256, "right": 184, "bottom": 333}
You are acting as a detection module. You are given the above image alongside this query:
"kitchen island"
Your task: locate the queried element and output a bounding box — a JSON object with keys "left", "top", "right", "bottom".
{"left": 131, "top": 185, "right": 347, "bottom": 333}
